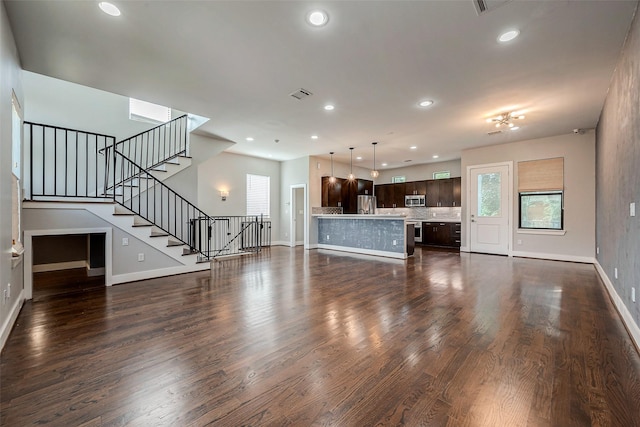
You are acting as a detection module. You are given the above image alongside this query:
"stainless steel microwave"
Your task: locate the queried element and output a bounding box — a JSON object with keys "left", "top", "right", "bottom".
{"left": 405, "top": 195, "right": 426, "bottom": 207}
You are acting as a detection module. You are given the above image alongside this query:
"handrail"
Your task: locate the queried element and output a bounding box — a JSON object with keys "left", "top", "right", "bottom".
{"left": 115, "top": 114, "right": 188, "bottom": 148}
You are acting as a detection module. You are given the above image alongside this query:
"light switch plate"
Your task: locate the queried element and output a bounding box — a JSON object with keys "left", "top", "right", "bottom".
{"left": 631, "top": 202, "right": 636, "bottom": 217}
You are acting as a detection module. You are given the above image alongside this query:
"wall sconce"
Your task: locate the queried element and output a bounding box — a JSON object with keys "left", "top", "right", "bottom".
{"left": 219, "top": 190, "right": 229, "bottom": 201}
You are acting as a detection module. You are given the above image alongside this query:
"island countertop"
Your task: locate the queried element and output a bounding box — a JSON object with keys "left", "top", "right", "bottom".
{"left": 312, "top": 214, "right": 407, "bottom": 220}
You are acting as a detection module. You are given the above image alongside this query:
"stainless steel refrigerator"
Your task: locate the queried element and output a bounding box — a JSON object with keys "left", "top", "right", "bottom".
{"left": 357, "top": 195, "right": 376, "bottom": 214}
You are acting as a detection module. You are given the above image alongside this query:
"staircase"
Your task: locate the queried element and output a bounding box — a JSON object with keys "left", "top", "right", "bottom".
{"left": 24, "top": 115, "right": 269, "bottom": 267}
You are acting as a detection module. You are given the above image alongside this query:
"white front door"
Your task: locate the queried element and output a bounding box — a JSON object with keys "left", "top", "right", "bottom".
{"left": 468, "top": 163, "right": 511, "bottom": 255}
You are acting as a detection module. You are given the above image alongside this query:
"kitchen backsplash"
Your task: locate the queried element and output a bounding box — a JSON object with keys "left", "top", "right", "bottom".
{"left": 376, "top": 206, "right": 462, "bottom": 221}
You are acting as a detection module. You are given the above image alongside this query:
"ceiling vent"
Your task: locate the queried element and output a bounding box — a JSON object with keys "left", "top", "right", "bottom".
{"left": 487, "top": 130, "right": 503, "bottom": 135}
{"left": 290, "top": 88, "right": 313, "bottom": 100}
{"left": 473, "top": 0, "right": 511, "bottom": 15}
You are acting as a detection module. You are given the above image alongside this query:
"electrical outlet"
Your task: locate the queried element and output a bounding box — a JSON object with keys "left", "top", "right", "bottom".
{"left": 393, "top": 240, "right": 397, "bottom": 245}
{"left": 326, "top": 235, "right": 330, "bottom": 240}
{"left": 615, "top": 267, "right": 618, "bottom": 279}
{"left": 122, "top": 237, "right": 129, "bottom": 246}
{"left": 631, "top": 202, "right": 636, "bottom": 217}
{"left": 138, "top": 253, "right": 145, "bottom": 262}
{"left": 632, "top": 287, "right": 636, "bottom": 303}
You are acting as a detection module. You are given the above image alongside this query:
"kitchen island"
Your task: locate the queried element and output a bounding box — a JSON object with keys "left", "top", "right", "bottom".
{"left": 313, "top": 214, "right": 409, "bottom": 259}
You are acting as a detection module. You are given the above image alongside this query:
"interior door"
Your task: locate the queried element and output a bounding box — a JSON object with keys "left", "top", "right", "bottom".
{"left": 469, "top": 164, "right": 510, "bottom": 255}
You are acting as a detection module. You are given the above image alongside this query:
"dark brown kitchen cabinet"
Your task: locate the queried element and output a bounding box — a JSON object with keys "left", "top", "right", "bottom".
{"left": 452, "top": 177, "right": 461, "bottom": 207}
{"left": 322, "top": 177, "right": 374, "bottom": 213}
{"left": 427, "top": 178, "right": 460, "bottom": 207}
{"left": 405, "top": 180, "right": 427, "bottom": 195}
{"left": 375, "top": 183, "right": 394, "bottom": 208}
{"left": 393, "top": 183, "right": 406, "bottom": 207}
{"left": 422, "top": 222, "right": 461, "bottom": 248}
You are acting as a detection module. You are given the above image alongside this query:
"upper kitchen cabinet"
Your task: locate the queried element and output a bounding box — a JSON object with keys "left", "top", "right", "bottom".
{"left": 321, "top": 176, "right": 343, "bottom": 208}
{"left": 375, "top": 183, "right": 394, "bottom": 208}
{"left": 322, "top": 177, "right": 374, "bottom": 213}
{"left": 358, "top": 179, "right": 373, "bottom": 196}
{"left": 427, "top": 177, "right": 461, "bottom": 207}
{"left": 393, "top": 183, "right": 406, "bottom": 207}
{"left": 405, "top": 180, "right": 427, "bottom": 195}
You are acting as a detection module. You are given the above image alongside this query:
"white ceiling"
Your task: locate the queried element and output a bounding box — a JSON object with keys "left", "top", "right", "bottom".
{"left": 4, "top": 0, "right": 638, "bottom": 168}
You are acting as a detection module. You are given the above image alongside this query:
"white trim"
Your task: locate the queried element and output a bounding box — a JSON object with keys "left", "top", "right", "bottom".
{"left": 290, "top": 184, "right": 308, "bottom": 249}
{"left": 511, "top": 251, "right": 594, "bottom": 264}
{"left": 317, "top": 244, "right": 407, "bottom": 259}
{"left": 595, "top": 260, "right": 640, "bottom": 352}
{"left": 466, "top": 161, "right": 513, "bottom": 256}
{"left": 271, "top": 241, "right": 290, "bottom": 246}
{"left": 32, "top": 260, "right": 86, "bottom": 273}
{"left": 517, "top": 229, "right": 566, "bottom": 236}
{"left": 111, "top": 262, "right": 210, "bottom": 285}
{"left": 307, "top": 243, "right": 319, "bottom": 250}
{"left": 24, "top": 227, "right": 113, "bottom": 299}
{"left": 0, "top": 290, "right": 25, "bottom": 351}
{"left": 460, "top": 246, "right": 470, "bottom": 252}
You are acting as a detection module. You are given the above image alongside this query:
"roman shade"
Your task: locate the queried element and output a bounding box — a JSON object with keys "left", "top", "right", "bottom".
{"left": 518, "top": 157, "right": 564, "bottom": 192}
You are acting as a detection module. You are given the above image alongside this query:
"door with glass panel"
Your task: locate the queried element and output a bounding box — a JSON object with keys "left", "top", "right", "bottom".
{"left": 469, "top": 164, "right": 510, "bottom": 255}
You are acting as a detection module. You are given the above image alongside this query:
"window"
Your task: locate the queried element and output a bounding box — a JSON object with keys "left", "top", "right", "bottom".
{"left": 518, "top": 158, "right": 564, "bottom": 230}
{"left": 520, "top": 192, "right": 563, "bottom": 229}
{"left": 391, "top": 176, "right": 406, "bottom": 183}
{"left": 246, "top": 174, "right": 270, "bottom": 217}
{"left": 129, "top": 98, "right": 171, "bottom": 124}
{"left": 433, "top": 171, "right": 450, "bottom": 179}
{"left": 11, "top": 93, "right": 24, "bottom": 256}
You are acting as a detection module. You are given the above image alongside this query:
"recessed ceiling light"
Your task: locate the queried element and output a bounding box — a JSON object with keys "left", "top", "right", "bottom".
{"left": 381, "top": 163, "right": 388, "bottom": 167}
{"left": 311, "top": 135, "right": 318, "bottom": 140}
{"left": 356, "top": 156, "right": 363, "bottom": 160}
{"left": 419, "top": 100, "right": 434, "bottom": 107}
{"left": 99, "top": 2, "right": 121, "bottom": 16}
{"left": 307, "top": 10, "right": 329, "bottom": 27}
{"left": 410, "top": 146, "right": 417, "bottom": 150}
{"left": 510, "top": 126, "right": 520, "bottom": 131}
{"left": 246, "top": 137, "right": 254, "bottom": 141}
{"left": 432, "top": 155, "right": 439, "bottom": 159}
{"left": 324, "top": 104, "right": 334, "bottom": 111}
{"left": 498, "top": 29, "right": 520, "bottom": 43}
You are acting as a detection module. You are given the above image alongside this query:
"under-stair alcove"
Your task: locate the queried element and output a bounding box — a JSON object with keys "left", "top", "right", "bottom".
{"left": 31, "top": 233, "right": 106, "bottom": 302}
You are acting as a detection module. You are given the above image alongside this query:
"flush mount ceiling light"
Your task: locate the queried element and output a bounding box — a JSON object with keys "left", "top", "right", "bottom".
{"left": 432, "top": 155, "right": 439, "bottom": 159}
{"left": 486, "top": 111, "right": 525, "bottom": 128}
{"left": 410, "top": 146, "right": 417, "bottom": 150}
{"left": 510, "top": 126, "right": 520, "bottom": 131}
{"left": 324, "top": 104, "right": 335, "bottom": 111}
{"left": 246, "top": 137, "right": 254, "bottom": 141}
{"left": 498, "top": 29, "right": 520, "bottom": 43}
{"left": 370, "top": 142, "right": 379, "bottom": 179}
{"left": 311, "top": 135, "right": 318, "bottom": 140}
{"left": 99, "top": 1, "right": 121, "bottom": 16}
{"left": 347, "top": 147, "right": 355, "bottom": 180}
{"left": 418, "top": 100, "right": 434, "bottom": 108}
{"left": 307, "top": 10, "right": 329, "bottom": 27}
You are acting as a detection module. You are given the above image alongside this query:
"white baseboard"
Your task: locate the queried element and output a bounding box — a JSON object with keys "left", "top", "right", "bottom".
{"left": 271, "top": 241, "right": 289, "bottom": 246}
{"left": 511, "top": 250, "right": 595, "bottom": 264}
{"left": 0, "top": 290, "right": 24, "bottom": 352}
{"left": 460, "top": 246, "right": 470, "bottom": 252}
{"left": 595, "top": 261, "right": 640, "bottom": 352}
{"left": 32, "top": 260, "right": 86, "bottom": 273}
{"left": 111, "top": 262, "right": 211, "bottom": 285}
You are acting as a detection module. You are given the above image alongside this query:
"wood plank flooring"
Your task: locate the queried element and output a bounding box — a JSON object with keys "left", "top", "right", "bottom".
{"left": 2, "top": 247, "right": 640, "bottom": 426}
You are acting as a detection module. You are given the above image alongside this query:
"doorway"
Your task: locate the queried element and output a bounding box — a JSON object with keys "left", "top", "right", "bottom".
{"left": 467, "top": 162, "right": 512, "bottom": 255}
{"left": 289, "top": 184, "right": 308, "bottom": 248}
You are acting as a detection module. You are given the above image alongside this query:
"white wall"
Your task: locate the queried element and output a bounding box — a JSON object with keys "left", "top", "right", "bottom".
{"left": 1, "top": 2, "right": 25, "bottom": 349}
{"left": 374, "top": 159, "right": 462, "bottom": 184}
{"left": 279, "top": 156, "right": 309, "bottom": 244}
{"left": 461, "top": 131, "right": 596, "bottom": 260}
{"left": 197, "top": 152, "right": 281, "bottom": 240}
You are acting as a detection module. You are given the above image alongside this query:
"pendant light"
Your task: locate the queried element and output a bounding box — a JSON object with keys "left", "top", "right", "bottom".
{"left": 347, "top": 147, "right": 355, "bottom": 180}
{"left": 329, "top": 152, "right": 336, "bottom": 184}
{"left": 370, "top": 142, "right": 379, "bottom": 179}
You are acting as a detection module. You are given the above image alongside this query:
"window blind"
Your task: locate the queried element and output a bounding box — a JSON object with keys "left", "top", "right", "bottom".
{"left": 246, "top": 174, "right": 270, "bottom": 217}
{"left": 518, "top": 157, "right": 564, "bottom": 192}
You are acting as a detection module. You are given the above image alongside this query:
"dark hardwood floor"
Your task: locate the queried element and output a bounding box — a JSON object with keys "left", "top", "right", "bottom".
{"left": 2, "top": 247, "right": 640, "bottom": 426}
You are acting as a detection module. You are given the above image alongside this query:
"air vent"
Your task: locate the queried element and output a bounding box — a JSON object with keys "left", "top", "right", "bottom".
{"left": 487, "top": 130, "right": 503, "bottom": 135}
{"left": 473, "top": 0, "right": 511, "bottom": 15}
{"left": 290, "top": 88, "right": 313, "bottom": 100}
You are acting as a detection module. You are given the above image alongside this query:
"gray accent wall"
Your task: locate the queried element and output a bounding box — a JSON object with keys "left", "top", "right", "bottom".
{"left": 596, "top": 5, "right": 640, "bottom": 327}
{"left": 318, "top": 218, "right": 405, "bottom": 254}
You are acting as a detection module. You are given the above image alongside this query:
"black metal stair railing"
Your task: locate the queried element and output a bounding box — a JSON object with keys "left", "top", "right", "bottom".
{"left": 111, "top": 151, "right": 267, "bottom": 260}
